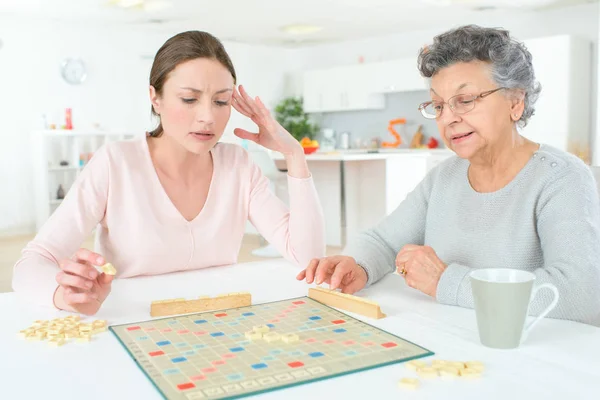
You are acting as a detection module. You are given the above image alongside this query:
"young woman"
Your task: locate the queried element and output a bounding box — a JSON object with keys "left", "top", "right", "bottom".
{"left": 13, "top": 31, "right": 326, "bottom": 315}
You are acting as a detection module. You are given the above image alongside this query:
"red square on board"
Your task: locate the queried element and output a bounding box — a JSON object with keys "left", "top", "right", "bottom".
{"left": 127, "top": 326, "right": 141, "bottom": 331}
{"left": 212, "top": 360, "right": 226, "bottom": 366}
{"left": 202, "top": 368, "right": 217, "bottom": 374}
{"left": 215, "top": 313, "right": 227, "bottom": 318}
{"left": 292, "top": 301, "right": 305, "bottom": 305}
{"left": 162, "top": 329, "right": 172, "bottom": 333}
{"left": 145, "top": 328, "right": 156, "bottom": 332}
{"left": 332, "top": 320, "right": 346, "bottom": 325}
{"left": 177, "top": 383, "right": 195, "bottom": 391}
{"left": 363, "top": 342, "right": 376, "bottom": 347}
{"left": 288, "top": 361, "right": 304, "bottom": 368}
{"left": 223, "top": 354, "right": 236, "bottom": 359}
{"left": 305, "top": 338, "right": 317, "bottom": 343}
{"left": 149, "top": 351, "right": 164, "bottom": 357}
{"left": 324, "top": 340, "right": 336, "bottom": 344}
{"left": 343, "top": 341, "right": 356, "bottom": 346}
{"left": 382, "top": 342, "right": 397, "bottom": 348}
{"left": 178, "top": 330, "right": 190, "bottom": 334}
{"left": 194, "top": 331, "right": 207, "bottom": 336}
{"left": 190, "top": 375, "right": 205, "bottom": 381}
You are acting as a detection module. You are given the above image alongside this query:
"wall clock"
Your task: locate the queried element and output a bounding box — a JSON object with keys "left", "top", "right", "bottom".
{"left": 61, "top": 58, "right": 87, "bottom": 85}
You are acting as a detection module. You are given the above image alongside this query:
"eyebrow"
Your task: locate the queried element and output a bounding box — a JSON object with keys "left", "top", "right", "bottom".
{"left": 430, "top": 82, "right": 473, "bottom": 96}
{"left": 179, "top": 87, "right": 233, "bottom": 94}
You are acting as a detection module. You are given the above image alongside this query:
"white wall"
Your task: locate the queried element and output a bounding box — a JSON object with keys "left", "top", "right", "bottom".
{"left": 0, "top": 18, "right": 291, "bottom": 235}
{"left": 287, "top": 3, "right": 599, "bottom": 159}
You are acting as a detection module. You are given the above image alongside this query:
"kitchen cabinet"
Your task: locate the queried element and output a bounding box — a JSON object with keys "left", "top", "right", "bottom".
{"left": 303, "top": 65, "right": 384, "bottom": 113}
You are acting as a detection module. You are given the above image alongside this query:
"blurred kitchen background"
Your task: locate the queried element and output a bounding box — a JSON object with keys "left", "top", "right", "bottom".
{"left": 0, "top": 0, "right": 599, "bottom": 292}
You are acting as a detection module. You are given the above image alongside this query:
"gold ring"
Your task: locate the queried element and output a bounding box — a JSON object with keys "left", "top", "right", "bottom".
{"left": 400, "top": 267, "right": 406, "bottom": 275}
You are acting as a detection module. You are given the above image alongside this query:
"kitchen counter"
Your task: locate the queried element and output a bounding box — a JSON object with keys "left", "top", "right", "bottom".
{"left": 270, "top": 148, "right": 453, "bottom": 162}
{"left": 268, "top": 148, "right": 455, "bottom": 247}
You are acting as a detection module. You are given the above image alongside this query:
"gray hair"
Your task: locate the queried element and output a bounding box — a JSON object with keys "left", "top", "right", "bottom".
{"left": 417, "top": 25, "right": 541, "bottom": 128}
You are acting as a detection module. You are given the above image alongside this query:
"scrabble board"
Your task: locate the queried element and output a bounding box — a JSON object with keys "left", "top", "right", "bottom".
{"left": 109, "top": 296, "right": 433, "bottom": 400}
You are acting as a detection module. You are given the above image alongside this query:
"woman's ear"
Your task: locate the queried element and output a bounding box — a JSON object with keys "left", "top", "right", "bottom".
{"left": 509, "top": 89, "right": 525, "bottom": 122}
{"left": 149, "top": 86, "right": 161, "bottom": 115}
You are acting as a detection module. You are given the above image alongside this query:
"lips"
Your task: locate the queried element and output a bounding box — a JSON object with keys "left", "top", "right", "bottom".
{"left": 450, "top": 132, "right": 473, "bottom": 141}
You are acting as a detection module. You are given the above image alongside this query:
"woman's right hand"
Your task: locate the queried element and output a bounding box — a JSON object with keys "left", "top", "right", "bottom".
{"left": 53, "top": 248, "right": 114, "bottom": 315}
{"left": 296, "top": 256, "right": 368, "bottom": 294}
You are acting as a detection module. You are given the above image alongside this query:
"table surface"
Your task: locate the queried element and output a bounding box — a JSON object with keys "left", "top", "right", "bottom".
{"left": 2, "top": 259, "right": 599, "bottom": 400}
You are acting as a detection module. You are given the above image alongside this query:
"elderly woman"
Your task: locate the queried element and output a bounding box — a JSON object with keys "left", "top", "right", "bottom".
{"left": 297, "top": 25, "right": 600, "bottom": 326}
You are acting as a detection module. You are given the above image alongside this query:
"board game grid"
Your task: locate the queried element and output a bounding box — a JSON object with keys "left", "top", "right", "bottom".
{"left": 109, "top": 296, "right": 434, "bottom": 400}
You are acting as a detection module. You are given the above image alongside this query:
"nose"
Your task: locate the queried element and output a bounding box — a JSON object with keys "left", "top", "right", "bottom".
{"left": 195, "top": 99, "right": 215, "bottom": 125}
{"left": 438, "top": 103, "right": 461, "bottom": 126}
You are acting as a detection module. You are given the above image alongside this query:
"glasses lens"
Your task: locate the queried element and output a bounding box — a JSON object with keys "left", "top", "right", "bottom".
{"left": 450, "top": 94, "right": 477, "bottom": 114}
{"left": 420, "top": 103, "right": 438, "bottom": 119}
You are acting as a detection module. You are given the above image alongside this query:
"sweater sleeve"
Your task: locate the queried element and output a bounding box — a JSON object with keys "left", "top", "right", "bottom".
{"left": 436, "top": 166, "right": 600, "bottom": 326}
{"left": 342, "top": 170, "right": 435, "bottom": 286}
{"left": 11, "top": 145, "right": 110, "bottom": 308}
{"left": 247, "top": 158, "right": 326, "bottom": 269}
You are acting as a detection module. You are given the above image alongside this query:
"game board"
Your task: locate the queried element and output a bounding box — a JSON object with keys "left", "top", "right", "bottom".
{"left": 110, "top": 296, "right": 433, "bottom": 400}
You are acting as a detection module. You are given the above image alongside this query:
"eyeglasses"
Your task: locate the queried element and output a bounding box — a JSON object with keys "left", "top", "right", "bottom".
{"left": 418, "top": 87, "right": 506, "bottom": 119}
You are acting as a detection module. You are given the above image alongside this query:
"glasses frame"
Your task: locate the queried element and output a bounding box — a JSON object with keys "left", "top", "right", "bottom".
{"left": 418, "top": 87, "right": 506, "bottom": 119}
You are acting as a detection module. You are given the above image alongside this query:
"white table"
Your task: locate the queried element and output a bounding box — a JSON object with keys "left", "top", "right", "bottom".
{"left": 2, "top": 259, "right": 599, "bottom": 399}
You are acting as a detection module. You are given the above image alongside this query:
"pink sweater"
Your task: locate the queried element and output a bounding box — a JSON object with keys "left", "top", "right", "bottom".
{"left": 12, "top": 138, "right": 326, "bottom": 308}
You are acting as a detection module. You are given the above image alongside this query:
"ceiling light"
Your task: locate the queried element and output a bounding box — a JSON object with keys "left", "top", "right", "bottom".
{"left": 280, "top": 24, "right": 323, "bottom": 35}
{"left": 108, "top": 0, "right": 172, "bottom": 12}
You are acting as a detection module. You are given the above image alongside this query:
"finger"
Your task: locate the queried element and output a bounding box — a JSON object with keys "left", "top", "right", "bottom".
{"left": 254, "top": 96, "right": 271, "bottom": 120}
{"left": 396, "top": 252, "right": 412, "bottom": 264}
{"left": 329, "top": 263, "right": 351, "bottom": 290}
{"left": 63, "top": 287, "right": 99, "bottom": 304}
{"left": 304, "top": 259, "right": 320, "bottom": 284}
{"left": 74, "top": 248, "right": 105, "bottom": 266}
{"left": 59, "top": 259, "right": 99, "bottom": 280}
{"left": 232, "top": 91, "right": 254, "bottom": 117}
{"left": 233, "top": 128, "right": 259, "bottom": 142}
{"left": 296, "top": 269, "right": 306, "bottom": 281}
{"left": 56, "top": 271, "right": 94, "bottom": 291}
{"left": 238, "top": 85, "right": 263, "bottom": 117}
{"left": 315, "top": 259, "right": 335, "bottom": 285}
{"left": 98, "top": 272, "right": 114, "bottom": 286}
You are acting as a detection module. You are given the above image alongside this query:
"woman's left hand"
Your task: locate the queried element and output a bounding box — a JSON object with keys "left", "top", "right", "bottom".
{"left": 232, "top": 85, "right": 303, "bottom": 156}
{"left": 396, "top": 245, "right": 447, "bottom": 297}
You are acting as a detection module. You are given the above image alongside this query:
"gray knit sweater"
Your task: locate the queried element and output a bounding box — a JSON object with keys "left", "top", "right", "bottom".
{"left": 344, "top": 144, "right": 600, "bottom": 326}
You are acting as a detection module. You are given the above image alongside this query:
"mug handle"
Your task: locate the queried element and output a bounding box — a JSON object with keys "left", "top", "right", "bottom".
{"left": 522, "top": 283, "right": 560, "bottom": 342}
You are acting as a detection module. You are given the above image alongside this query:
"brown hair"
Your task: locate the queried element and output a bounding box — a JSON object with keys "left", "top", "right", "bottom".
{"left": 148, "top": 31, "right": 237, "bottom": 137}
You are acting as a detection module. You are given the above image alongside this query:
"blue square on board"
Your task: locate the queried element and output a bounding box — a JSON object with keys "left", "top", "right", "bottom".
{"left": 229, "top": 322, "right": 239, "bottom": 326}
{"left": 309, "top": 316, "right": 321, "bottom": 321}
{"left": 230, "top": 347, "right": 245, "bottom": 353}
{"left": 267, "top": 324, "right": 275, "bottom": 328}
{"left": 156, "top": 341, "right": 171, "bottom": 347}
{"left": 176, "top": 342, "right": 188, "bottom": 348}
{"left": 242, "top": 312, "right": 255, "bottom": 317}
{"left": 333, "top": 329, "right": 347, "bottom": 333}
{"left": 171, "top": 357, "right": 187, "bottom": 363}
{"left": 228, "top": 374, "right": 244, "bottom": 381}
{"left": 252, "top": 363, "right": 268, "bottom": 370}
{"left": 211, "top": 332, "right": 225, "bottom": 337}
{"left": 309, "top": 352, "right": 325, "bottom": 358}
{"left": 194, "top": 320, "right": 208, "bottom": 324}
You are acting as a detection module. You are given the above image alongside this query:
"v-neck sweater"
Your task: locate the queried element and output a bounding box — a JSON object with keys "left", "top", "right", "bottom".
{"left": 12, "top": 137, "right": 326, "bottom": 308}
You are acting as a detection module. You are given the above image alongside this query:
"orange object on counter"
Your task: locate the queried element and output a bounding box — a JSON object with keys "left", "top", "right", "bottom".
{"left": 381, "top": 118, "right": 406, "bottom": 148}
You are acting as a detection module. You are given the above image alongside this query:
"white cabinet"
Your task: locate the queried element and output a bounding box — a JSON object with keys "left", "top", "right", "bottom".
{"left": 519, "top": 35, "right": 591, "bottom": 162}
{"left": 31, "top": 130, "right": 139, "bottom": 232}
{"left": 367, "top": 59, "right": 428, "bottom": 93}
{"left": 303, "top": 65, "right": 384, "bottom": 113}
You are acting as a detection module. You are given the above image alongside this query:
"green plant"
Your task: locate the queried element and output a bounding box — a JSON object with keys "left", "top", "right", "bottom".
{"left": 274, "top": 96, "right": 319, "bottom": 142}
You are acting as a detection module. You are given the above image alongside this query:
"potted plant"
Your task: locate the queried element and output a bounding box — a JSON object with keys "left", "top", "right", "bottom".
{"left": 274, "top": 96, "right": 319, "bottom": 145}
